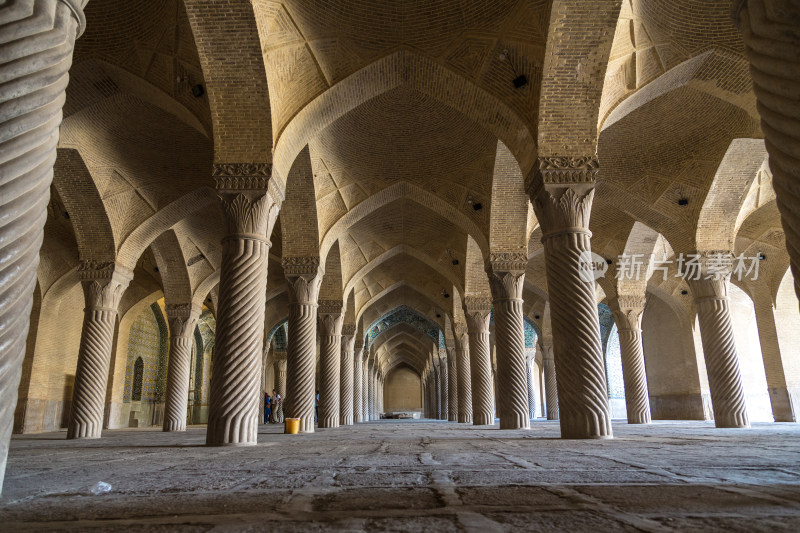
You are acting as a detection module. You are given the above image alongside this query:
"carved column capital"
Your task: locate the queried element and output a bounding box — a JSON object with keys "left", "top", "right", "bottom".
{"left": 213, "top": 163, "right": 273, "bottom": 191}
{"left": 463, "top": 297, "right": 492, "bottom": 333}
{"left": 77, "top": 261, "right": 133, "bottom": 312}
{"left": 284, "top": 257, "right": 323, "bottom": 305}
{"left": 487, "top": 252, "right": 527, "bottom": 301}
{"left": 165, "top": 303, "right": 202, "bottom": 338}
{"left": 318, "top": 300, "right": 344, "bottom": 336}
{"left": 610, "top": 295, "right": 646, "bottom": 331}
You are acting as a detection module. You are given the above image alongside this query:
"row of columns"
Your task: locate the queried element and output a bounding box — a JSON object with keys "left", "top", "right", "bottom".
{"left": 3, "top": 0, "right": 800, "bottom": 497}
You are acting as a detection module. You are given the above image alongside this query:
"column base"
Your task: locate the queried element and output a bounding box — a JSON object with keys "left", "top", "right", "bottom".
{"left": 769, "top": 387, "right": 800, "bottom": 422}
{"left": 500, "top": 414, "right": 530, "bottom": 430}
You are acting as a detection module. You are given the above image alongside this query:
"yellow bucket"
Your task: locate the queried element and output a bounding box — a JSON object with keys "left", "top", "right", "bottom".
{"left": 285, "top": 418, "right": 301, "bottom": 434}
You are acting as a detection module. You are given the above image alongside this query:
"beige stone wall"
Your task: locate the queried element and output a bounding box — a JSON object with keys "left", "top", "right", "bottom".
{"left": 384, "top": 367, "right": 422, "bottom": 412}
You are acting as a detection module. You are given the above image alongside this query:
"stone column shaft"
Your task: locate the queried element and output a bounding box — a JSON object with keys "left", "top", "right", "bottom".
{"left": 531, "top": 167, "right": 612, "bottom": 439}
{"left": 274, "top": 358, "right": 286, "bottom": 422}
{"left": 68, "top": 263, "right": 132, "bottom": 439}
{"left": 689, "top": 274, "right": 749, "bottom": 428}
{"left": 464, "top": 302, "right": 494, "bottom": 425}
{"left": 0, "top": 3, "right": 85, "bottom": 492}
{"left": 433, "top": 364, "right": 442, "bottom": 419}
{"left": 206, "top": 174, "right": 278, "bottom": 446}
{"left": 439, "top": 356, "right": 449, "bottom": 420}
{"left": 737, "top": 0, "right": 800, "bottom": 304}
{"left": 611, "top": 296, "right": 651, "bottom": 424}
{"left": 455, "top": 327, "right": 473, "bottom": 423}
{"left": 284, "top": 258, "right": 322, "bottom": 434}
{"left": 163, "top": 304, "right": 201, "bottom": 432}
{"left": 488, "top": 253, "right": 531, "bottom": 430}
{"left": 542, "top": 347, "right": 559, "bottom": 420}
{"left": 447, "top": 348, "right": 458, "bottom": 421}
{"left": 526, "top": 356, "right": 537, "bottom": 420}
{"left": 318, "top": 302, "right": 343, "bottom": 429}
{"left": 353, "top": 345, "right": 363, "bottom": 422}
{"left": 340, "top": 328, "right": 355, "bottom": 425}
{"left": 362, "top": 359, "right": 369, "bottom": 422}
{"left": 368, "top": 364, "right": 375, "bottom": 421}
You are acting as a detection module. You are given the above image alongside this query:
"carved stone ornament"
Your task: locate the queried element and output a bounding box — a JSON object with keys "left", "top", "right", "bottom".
{"left": 318, "top": 300, "right": 344, "bottom": 317}
{"left": 488, "top": 252, "right": 528, "bottom": 273}
{"left": 617, "top": 295, "right": 646, "bottom": 311}
{"left": 487, "top": 268, "right": 525, "bottom": 301}
{"left": 282, "top": 256, "right": 322, "bottom": 276}
{"left": 212, "top": 163, "right": 272, "bottom": 191}
{"left": 533, "top": 186, "right": 595, "bottom": 236}
{"left": 77, "top": 261, "right": 133, "bottom": 311}
{"left": 165, "top": 303, "right": 201, "bottom": 338}
{"left": 535, "top": 155, "right": 599, "bottom": 186}
{"left": 219, "top": 192, "right": 277, "bottom": 237}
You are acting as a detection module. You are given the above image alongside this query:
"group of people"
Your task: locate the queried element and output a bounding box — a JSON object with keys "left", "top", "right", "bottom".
{"left": 263, "top": 390, "right": 283, "bottom": 424}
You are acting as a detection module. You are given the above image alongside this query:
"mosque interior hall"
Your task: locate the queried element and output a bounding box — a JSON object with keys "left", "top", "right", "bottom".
{"left": 2, "top": 0, "right": 800, "bottom": 530}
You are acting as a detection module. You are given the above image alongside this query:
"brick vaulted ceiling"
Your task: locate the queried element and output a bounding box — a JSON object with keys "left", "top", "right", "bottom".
{"left": 44, "top": 0, "right": 782, "bottom": 371}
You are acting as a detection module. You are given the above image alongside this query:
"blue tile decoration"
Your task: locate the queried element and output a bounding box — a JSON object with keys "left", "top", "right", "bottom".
{"left": 365, "top": 305, "right": 440, "bottom": 351}
{"left": 266, "top": 319, "right": 288, "bottom": 349}
{"left": 523, "top": 316, "right": 539, "bottom": 348}
{"left": 598, "top": 302, "right": 614, "bottom": 355}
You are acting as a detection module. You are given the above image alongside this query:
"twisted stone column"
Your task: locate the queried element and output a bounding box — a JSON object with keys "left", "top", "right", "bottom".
{"left": 736, "top": 1, "right": 800, "bottom": 304}
{"left": 531, "top": 163, "right": 612, "bottom": 439}
{"left": 447, "top": 348, "right": 458, "bottom": 421}
{"left": 526, "top": 356, "right": 537, "bottom": 420}
{"left": 274, "top": 358, "right": 286, "bottom": 423}
{"left": 611, "top": 296, "right": 652, "bottom": 424}
{"left": 284, "top": 257, "right": 322, "bottom": 433}
{"left": 362, "top": 358, "right": 369, "bottom": 422}
{"left": 275, "top": 357, "right": 287, "bottom": 397}
{"left": 464, "top": 300, "right": 494, "bottom": 425}
{"left": 688, "top": 273, "right": 750, "bottom": 428}
{"left": 439, "top": 358, "right": 450, "bottom": 420}
{"left": 542, "top": 345, "right": 559, "bottom": 420}
{"left": 207, "top": 170, "right": 278, "bottom": 446}
{"left": 339, "top": 326, "right": 355, "bottom": 425}
{"left": 433, "top": 363, "right": 442, "bottom": 419}
{"left": 163, "top": 303, "right": 201, "bottom": 432}
{"left": 68, "top": 262, "right": 132, "bottom": 439}
{"left": 353, "top": 342, "right": 363, "bottom": 422}
{"left": 367, "top": 362, "right": 375, "bottom": 421}
{"left": 488, "top": 254, "right": 530, "bottom": 430}
{"left": 317, "top": 301, "right": 343, "bottom": 429}
{"left": 0, "top": 0, "right": 86, "bottom": 490}
{"left": 454, "top": 325, "right": 473, "bottom": 423}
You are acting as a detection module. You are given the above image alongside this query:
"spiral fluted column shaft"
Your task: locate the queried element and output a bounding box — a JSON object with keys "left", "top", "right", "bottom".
{"left": 318, "top": 335, "right": 340, "bottom": 428}
{"left": 526, "top": 358, "right": 537, "bottom": 420}
{"left": 286, "top": 301, "right": 318, "bottom": 433}
{"left": 738, "top": 0, "right": 800, "bottom": 303}
{"left": 439, "top": 363, "right": 450, "bottom": 420}
{"left": 534, "top": 182, "right": 611, "bottom": 439}
{"left": 447, "top": 352, "right": 458, "bottom": 421}
{"left": 0, "top": 0, "right": 85, "bottom": 491}
{"left": 275, "top": 359, "right": 287, "bottom": 397}
{"left": 207, "top": 236, "right": 270, "bottom": 445}
{"left": 68, "top": 308, "right": 118, "bottom": 439}
{"left": 456, "top": 334, "right": 473, "bottom": 423}
{"left": 362, "top": 361, "right": 369, "bottom": 422}
{"left": 691, "top": 278, "right": 749, "bottom": 428}
{"left": 489, "top": 265, "right": 530, "bottom": 430}
{"left": 367, "top": 366, "right": 375, "bottom": 421}
{"left": 163, "top": 336, "right": 193, "bottom": 431}
{"left": 163, "top": 305, "right": 200, "bottom": 432}
{"left": 353, "top": 348, "right": 363, "bottom": 423}
{"left": 618, "top": 328, "right": 651, "bottom": 424}
{"left": 284, "top": 260, "right": 322, "bottom": 434}
{"left": 340, "top": 336, "right": 355, "bottom": 426}
{"left": 467, "top": 322, "right": 494, "bottom": 425}
{"left": 543, "top": 356, "right": 559, "bottom": 420}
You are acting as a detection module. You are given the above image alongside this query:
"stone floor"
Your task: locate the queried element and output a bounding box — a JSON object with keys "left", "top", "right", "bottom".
{"left": 2, "top": 420, "right": 800, "bottom": 531}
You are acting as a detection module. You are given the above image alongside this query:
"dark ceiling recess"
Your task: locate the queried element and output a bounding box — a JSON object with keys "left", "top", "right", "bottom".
{"left": 472, "top": 202, "right": 482, "bottom": 211}
{"left": 191, "top": 84, "right": 205, "bottom": 97}
{"left": 452, "top": 259, "right": 459, "bottom": 266}
{"left": 678, "top": 198, "right": 689, "bottom": 206}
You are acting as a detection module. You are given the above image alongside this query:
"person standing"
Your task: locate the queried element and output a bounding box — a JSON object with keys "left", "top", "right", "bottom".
{"left": 264, "top": 392, "right": 271, "bottom": 424}
{"left": 315, "top": 390, "right": 320, "bottom": 423}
